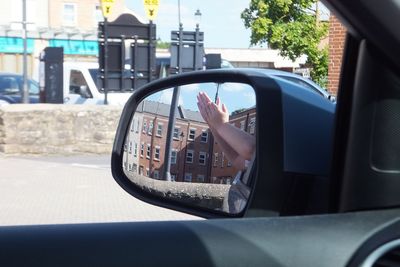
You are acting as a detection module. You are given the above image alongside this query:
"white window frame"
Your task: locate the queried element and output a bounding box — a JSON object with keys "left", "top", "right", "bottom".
{"left": 184, "top": 173, "right": 192, "bottom": 182}
{"left": 142, "top": 120, "right": 147, "bottom": 133}
{"left": 201, "top": 130, "right": 208, "bottom": 143}
{"left": 170, "top": 174, "right": 176, "bottom": 182}
{"left": 173, "top": 127, "right": 180, "bottom": 140}
{"left": 156, "top": 123, "right": 163, "bottom": 137}
{"left": 153, "top": 170, "right": 159, "bottom": 179}
{"left": 188, "top": 128, "right": 196, "bottom": 141}
{"left": 199, "top": 152, "right": 207, "bottom": 165}
{"left": 214, "top": 153, "right": 219, "bottom": 167}
{"left": 146, "top": 144, "right": 151, "bottom": 159}
{"left": 62, "top": 3, "right": 77, "bottom": 26}
{"left": 154, "top": 146, "right": 160, "bottom": 161}
{"left": 171, "top": 149, "right": 177, "bottom": 164}
{"left": 186, "top": 150, "right": 194, "bottom": 163}
{"left": 134, "top": 143, "right": 138, "bottom": 157}
{"left": 140, "top": 143, "right": 144, "bottom": 157}
{"left": 148, "top": 120, "right": 154, "bottom": 135}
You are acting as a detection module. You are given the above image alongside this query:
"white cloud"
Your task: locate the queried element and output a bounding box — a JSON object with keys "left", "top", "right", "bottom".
{"left": 159, "top": 89, "right": 184, "bottom": 106}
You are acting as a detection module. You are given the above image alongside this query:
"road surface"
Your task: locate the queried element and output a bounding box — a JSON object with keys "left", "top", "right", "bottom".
{"left": 0, "top": 154, "right": 200, "bottom": 226}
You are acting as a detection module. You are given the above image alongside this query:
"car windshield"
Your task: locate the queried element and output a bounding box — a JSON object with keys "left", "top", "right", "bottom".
{"left": 0, "top": 0, "right": 346, "bottom": 225}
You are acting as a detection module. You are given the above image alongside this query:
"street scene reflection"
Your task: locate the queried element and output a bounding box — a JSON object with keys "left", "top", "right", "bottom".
{"left": 123, "top": 82, "right": 256, "bottom": 214}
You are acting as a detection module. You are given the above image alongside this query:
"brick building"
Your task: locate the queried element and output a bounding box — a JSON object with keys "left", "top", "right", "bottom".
{"left": 124, "top": 100, "right": 212, "bottom": 183}
{"left": 327, "top": 15, "right": 347, "bottom": 95}
{"left": 123, "top": 100, "right": 257, "bottom": 185}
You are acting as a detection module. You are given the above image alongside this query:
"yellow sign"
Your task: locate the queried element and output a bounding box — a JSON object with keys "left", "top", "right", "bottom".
{"left": 143, "top": 0, "right": 159, "bottom": 21}
{"left": 101, "top": 0, "right": 116, "bottom": 18}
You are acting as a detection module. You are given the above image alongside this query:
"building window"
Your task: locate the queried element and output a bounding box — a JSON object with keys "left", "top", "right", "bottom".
{"left": 139, "top": 166, "right": 144, "bottom": 175}
{"left": 140, "top": 143, "right": 144, "bottom": 157}
{"left": 186, "top": 150, "right": 194, "bottom": 163}
{"left": 156, "top": 123, "right": 163, "bottom": 137}
{"left": 62, "top": 3, "right": 76, "bottom": 26}
{"left": 128, "top": 141, "right": 132, "bottom": 154}
{"left": 201, "top": 130, "right": 208, "bottom": 143}
{"left": 188, "top": 128, "right": 196, "bottom": 141}
{"left": 146, "top": 168, "right": 150, "bottom": 177}
{"left": 249, "top": 117, "right": 256, "bottom": 134}
{"left": 199, "top": 152, "right": 207, "bottom": 165}
{"left": 132, "top": 164, "right": 137, "bottom": 173}
{"left": 197, "top": 175, "right": 205, "bottom": 183}
{"left": 226, "top": 178, "right": 231, "bottom": 185}
{"left": 171, "top": 174, "right": 176, "bottom": 182}
{"left": 142, "top": 120, "right": 147, "bottom": 133}
{"left": 213, "top": 153, "right": 219, "bottom": 167}
{"left": 136, "top": 119, "right": 140, "bottom": 133}
{"left": 173, "top": 127, "right": 180, "bottom": 140}
{"left": 221, "top": 152, "right": 225, "bottom": 168}
{"left": 154, "top": 146, "right": 160, "bottom": 160}
{"left": 146, "top": 144, "right": 151, "bottom": 159}
{"left": 94, "top": 4, "right": 103, "bottom": 24}
{"left": 240, "top": 120, "right": 245, "bottom": 130}
{"left": 184, "top": 173, "right": 192, "bottom": 182}
{"left": 227, "top": 161, "right": 232, "bottom": 167}
{"left": 154, "top": 170, "right": 159, "bottom": 179}
{"left": 148, "top": 121, "right": 154, "bottom": 135}
{"left": 171, "top": 150, "right": 177, "bottom": 164}
{"left": 134, "top": 143, "right": 138, "bottom": 157}
{"left": 131, "top": 119, "right": 136, "bottom": 132}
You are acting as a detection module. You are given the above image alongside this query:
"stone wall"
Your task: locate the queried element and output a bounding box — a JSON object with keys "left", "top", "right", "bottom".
{"left": 0, "top": 104, "right": 123, "bottom": 154}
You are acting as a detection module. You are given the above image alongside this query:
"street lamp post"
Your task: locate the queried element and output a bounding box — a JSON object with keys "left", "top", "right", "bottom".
{"left": 22, "top": 0, "right": 29, "bottom": 104}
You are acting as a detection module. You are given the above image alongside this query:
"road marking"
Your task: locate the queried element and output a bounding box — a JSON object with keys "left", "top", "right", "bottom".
{"left": 70, "top": 163, "right": 110, "bottom": 170}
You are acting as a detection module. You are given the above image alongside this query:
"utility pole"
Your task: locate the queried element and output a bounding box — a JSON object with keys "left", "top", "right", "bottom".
{"left": 22, "top": 0, "right": 29, "bottom": 103}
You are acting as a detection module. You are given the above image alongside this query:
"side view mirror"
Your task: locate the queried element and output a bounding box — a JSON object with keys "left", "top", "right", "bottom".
{"left": 79, "top": 85, "right": 92, "bottom": 98}
{"left": 111, "top": 69, "right": 336, "bottom": 218}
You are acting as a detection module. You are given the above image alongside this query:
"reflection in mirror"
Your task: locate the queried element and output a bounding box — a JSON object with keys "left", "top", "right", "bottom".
{"left": 122, "top": 82, "right": 256, "bottom": 215}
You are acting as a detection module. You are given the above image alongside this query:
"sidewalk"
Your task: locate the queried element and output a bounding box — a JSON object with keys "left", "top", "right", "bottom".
{"left": 0, "top": 156, "right": 200, "bottom": 226}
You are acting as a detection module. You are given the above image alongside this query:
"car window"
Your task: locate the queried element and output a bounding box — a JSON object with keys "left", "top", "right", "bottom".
{"left": 0, "top": 76, "right": 20, "bottom": 95}
{"left": 28, "top": 80, "right": 39, "bottom": 95}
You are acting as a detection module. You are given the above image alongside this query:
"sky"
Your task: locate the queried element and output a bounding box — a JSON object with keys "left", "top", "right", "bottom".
{"left": 125, "top": 0, "right": 254, "bottom": 48}
{"left": 147, "top": 82, "right": 256, "bottom": 114}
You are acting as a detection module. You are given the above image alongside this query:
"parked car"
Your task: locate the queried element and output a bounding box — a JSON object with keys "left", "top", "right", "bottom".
{"left": 0, "top": 72, "right": 39, "bottom": 106}
{"left": 1, "top": 0, "right": 400, "bottom": 267}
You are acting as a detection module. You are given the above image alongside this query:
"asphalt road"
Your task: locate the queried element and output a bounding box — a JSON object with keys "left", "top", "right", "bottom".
{"left": 0, "top": 154, "right": 200, "bottom": 226}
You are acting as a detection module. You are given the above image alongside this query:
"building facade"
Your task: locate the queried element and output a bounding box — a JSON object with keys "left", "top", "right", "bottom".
{"left": 123, "top": 100, "right": 256, "bottom": 185}
{"left": 0, "top": 0, "right": 126, "bottom": 77}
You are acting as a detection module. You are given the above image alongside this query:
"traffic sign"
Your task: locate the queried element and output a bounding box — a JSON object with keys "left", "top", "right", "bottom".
{"left": 143, "top": 0, "right": 159, "bottom": 21}
{"left": 100, "top": 0, "right": 116, "bottom": 18}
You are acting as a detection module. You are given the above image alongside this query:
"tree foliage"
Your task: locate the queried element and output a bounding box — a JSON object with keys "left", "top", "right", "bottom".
{"left": 156, "top": 39, "right": 170, "bottom": 49}
{"left": 241, "top": 0, "right": 329, "bottom": 87}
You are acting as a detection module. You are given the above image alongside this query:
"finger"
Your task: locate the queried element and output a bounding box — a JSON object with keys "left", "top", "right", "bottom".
{"left": 203, "top": 92, "right": 212, "bottom": 103}
{"left": 222, "top": 103, "right": 227, "bottom": 113}
{"left": 216, "top": 97, "right": 220, "bottom": 107}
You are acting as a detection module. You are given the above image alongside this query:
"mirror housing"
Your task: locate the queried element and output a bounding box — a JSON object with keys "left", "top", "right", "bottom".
{"left": 111, "top": 69, "right": 336, "bottom": 218}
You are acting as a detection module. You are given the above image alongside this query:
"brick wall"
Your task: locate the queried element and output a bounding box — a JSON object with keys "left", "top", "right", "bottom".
{"left": 328, "top": 15, "right": 347, "bottom": 96}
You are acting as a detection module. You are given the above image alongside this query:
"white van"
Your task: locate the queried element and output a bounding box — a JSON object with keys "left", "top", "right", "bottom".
{"left": 63, "top": 62, "right": 132, "bottom": 106}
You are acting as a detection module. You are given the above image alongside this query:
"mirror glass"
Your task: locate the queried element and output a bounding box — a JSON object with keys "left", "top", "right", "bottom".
{"left": 122, "top": 82, "right": 256, "bottom": 215}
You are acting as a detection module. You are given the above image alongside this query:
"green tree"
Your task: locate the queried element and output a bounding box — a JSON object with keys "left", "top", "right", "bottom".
{"left": 241, "top": 0, "right": 329, "bottom": 87}
{"left": 156, "top": 38, "right": 170, "bottom": 49}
